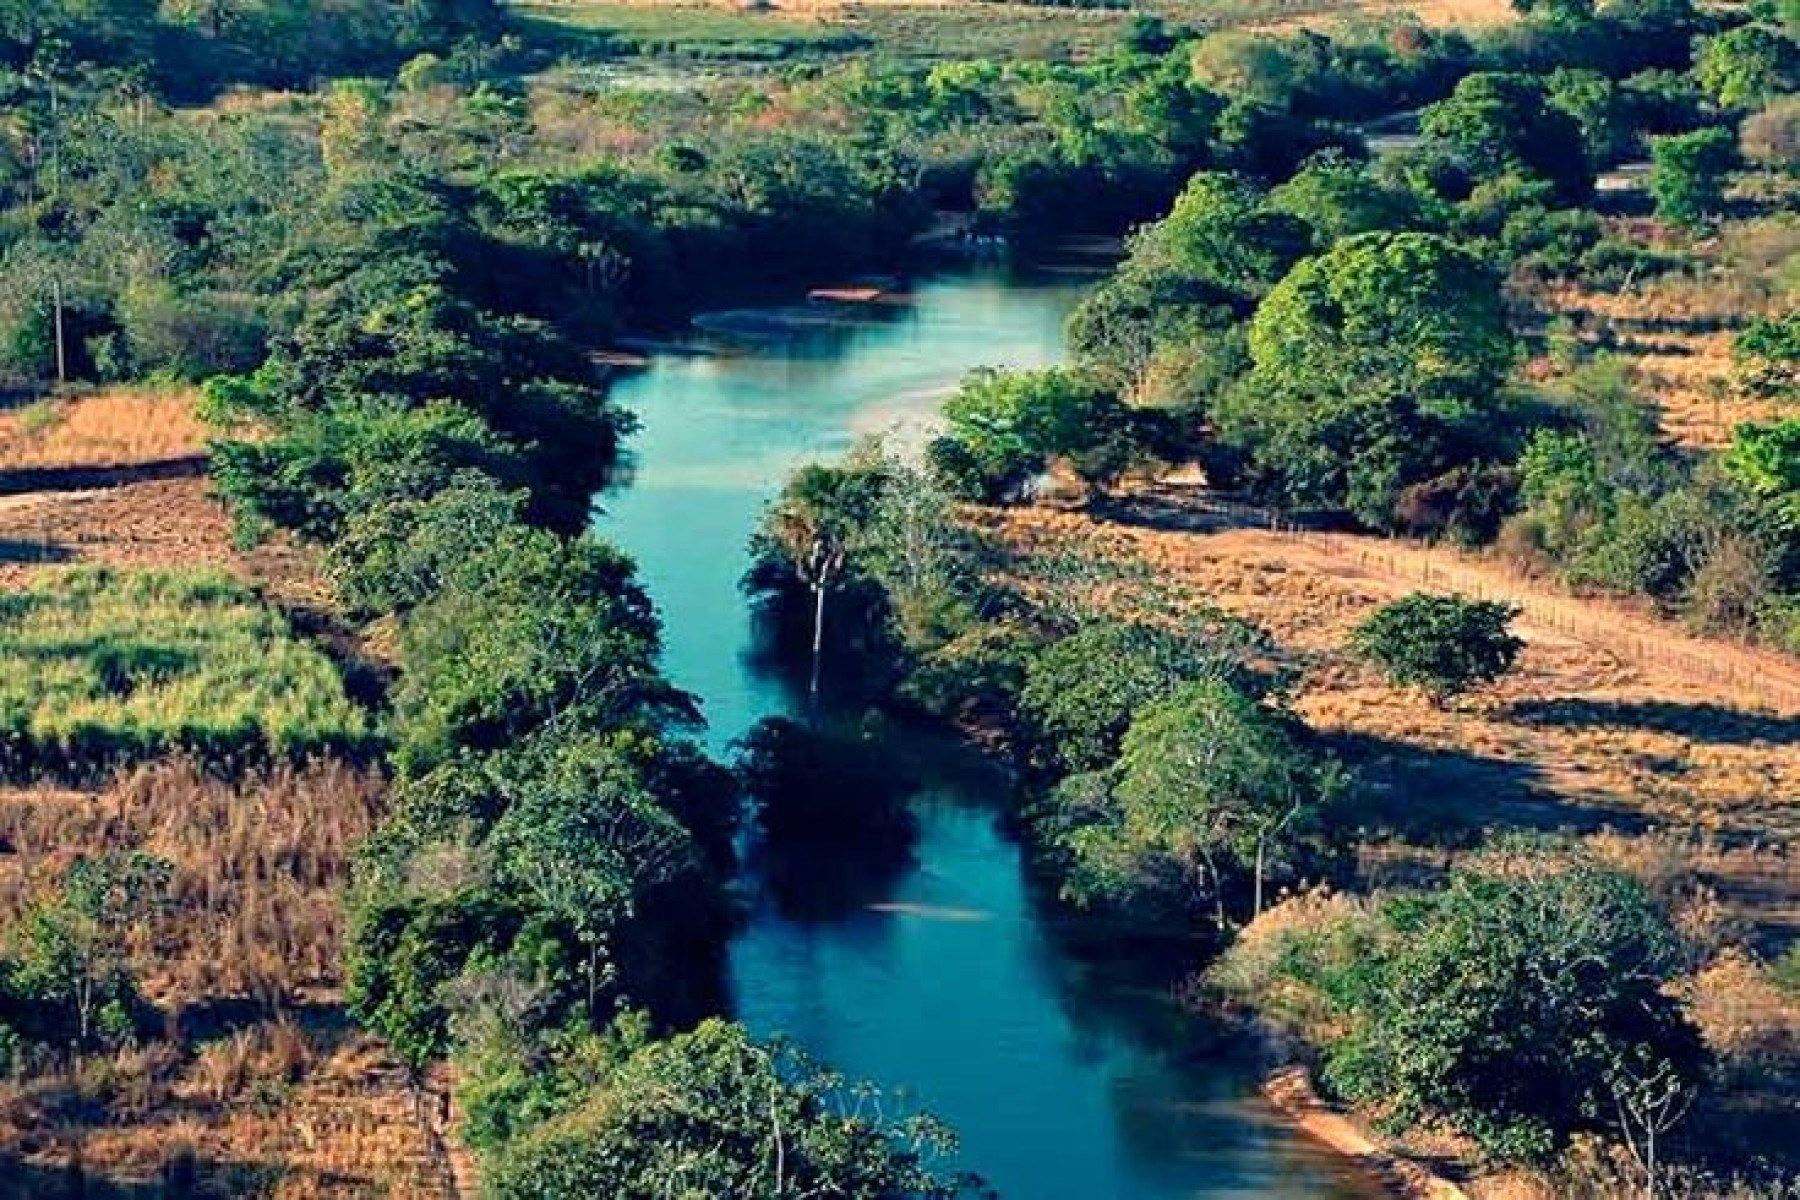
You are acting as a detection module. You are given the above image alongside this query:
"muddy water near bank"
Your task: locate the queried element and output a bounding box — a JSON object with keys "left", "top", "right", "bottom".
{"left": 596, "top": 267, "right": 1380, "bottom": 1199}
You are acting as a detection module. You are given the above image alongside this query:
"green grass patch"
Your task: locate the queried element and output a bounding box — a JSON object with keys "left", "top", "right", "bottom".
{"left": 510, "top": 2, "right": 870, "bottom": 61}
{"left": 0, "top": 568, "right": 378, "bottom": 780}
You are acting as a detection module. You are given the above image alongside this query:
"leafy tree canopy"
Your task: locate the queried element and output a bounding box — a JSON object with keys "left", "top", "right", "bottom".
{"left": 1323, "top": 842, "right": 1706, "bottom": 1162}
{"left": 1221, "top": 231, "right": 1516, "bottom": 524}
{"left": 1351, "top": 592, "right": 1523, "bottom": 703}
{"left": 1420, "top": 72, "right": 1592, "bottom": 201}
{"left": 484, "top": 1018, "right": 981, "bottom": 1199}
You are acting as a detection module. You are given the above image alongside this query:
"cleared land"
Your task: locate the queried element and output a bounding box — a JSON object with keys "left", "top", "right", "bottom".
{"left": 0, "top": 393, "right": 435, "bottom": 1198}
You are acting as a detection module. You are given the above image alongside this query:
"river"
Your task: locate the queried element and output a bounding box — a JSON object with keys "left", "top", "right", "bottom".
{"left": 596, "top": 266, "right": 1377, "bottom": 1199}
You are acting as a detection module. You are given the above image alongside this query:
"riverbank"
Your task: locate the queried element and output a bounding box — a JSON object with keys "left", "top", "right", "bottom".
{"left": 1264, "top": 1068, "right": 1471, "bottom": 1200}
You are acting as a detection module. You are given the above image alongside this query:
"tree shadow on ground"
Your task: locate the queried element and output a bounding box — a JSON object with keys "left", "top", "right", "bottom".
{"left": 0, "top": 1158, "right": 160, "bottom": 1199}
{"left": 0, "top": 541, "right": 70, "bottom": 566}
{"left": 1508, "top": 698, "right": 1800, "bottom": 747}
{"left": 0, "top": 457, "right": 206, "bottom": 498}
{"left": 1322, "top": 729, "right": 1646, "bottom": 850}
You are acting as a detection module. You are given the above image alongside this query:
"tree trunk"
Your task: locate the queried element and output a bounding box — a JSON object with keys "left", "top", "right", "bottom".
{"left": 808, "top": 583, "right": 827, "bottom": 704}
{"left": 52, "top": 277, "right": 67, "bottom": 386}
{"left": 1254, "top": 839, "right": 1266, "bottom": 919}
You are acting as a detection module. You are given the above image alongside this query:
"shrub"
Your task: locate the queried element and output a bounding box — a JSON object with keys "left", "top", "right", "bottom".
{"left": 1321, "top": 842, "right": 1707, "bottom": 1163}
{"left": 482, "top": 1019, "right": 979, "bottom": 1198}
{"left": 937, "top": 367, "right": 1142, "bottom": 501}
{"left": 1018, "top": 617, "right": 1260, "bottom": 775}
{"left": 1650, "top": 126, "right": 1739, "bottom": 229}
{"left": 1351, "top": 593, "right": 1523, "bottom": 703}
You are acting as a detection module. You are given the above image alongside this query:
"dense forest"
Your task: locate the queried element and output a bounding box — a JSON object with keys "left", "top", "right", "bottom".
{"left": 0, "top": 0, "right": 1797, "bottom": 1195}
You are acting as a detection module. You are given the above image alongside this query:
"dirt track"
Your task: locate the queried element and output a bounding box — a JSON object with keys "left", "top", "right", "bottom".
{"left": 1109, "top": 484, "right": 1800, "bottom": 716}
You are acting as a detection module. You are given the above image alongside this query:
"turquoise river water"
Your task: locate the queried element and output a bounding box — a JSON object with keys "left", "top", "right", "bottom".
{"left": 596, "top": 267, "right": 1378, "bottom": 1200}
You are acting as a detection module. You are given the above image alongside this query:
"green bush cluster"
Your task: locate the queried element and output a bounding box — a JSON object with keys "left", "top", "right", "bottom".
{"left": 1217, "top": 841, "right": 1708, "bottom": 1165}
{"left": 748, "top": 446, "right": 1331, "bottom": 936}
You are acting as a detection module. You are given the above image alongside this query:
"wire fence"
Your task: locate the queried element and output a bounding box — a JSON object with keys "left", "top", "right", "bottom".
{"left": 1169, "top": 490, "right": 1800, "bottom": 715}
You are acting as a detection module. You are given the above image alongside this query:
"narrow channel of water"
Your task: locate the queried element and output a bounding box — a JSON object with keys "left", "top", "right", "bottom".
{"left": 596, "top": 267, "right": 1378, "bottom": 1199}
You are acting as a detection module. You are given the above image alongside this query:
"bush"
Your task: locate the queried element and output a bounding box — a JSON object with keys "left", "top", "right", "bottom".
{"left": 937, "top": 367, "right": 1141, "bottom": 501}
{"left": 1321, "top": 843, "right": 1707, "bottom": 1163}
{"left": 1650, "top": 126, "right": 1739, "bottom": 229}
{"left": 1351, "top": 592, "right": 1523, "bottom": 703}
{"left": 1018, "top": 617, "right": 1260, "bottom": 775}
{"left": 482, "top": 1019, "right": 978, "bottom": 1199}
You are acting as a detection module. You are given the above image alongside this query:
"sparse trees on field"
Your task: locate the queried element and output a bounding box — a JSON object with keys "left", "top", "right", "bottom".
{"left": 10, "top": 852, "right": 169, "bottom": 1047}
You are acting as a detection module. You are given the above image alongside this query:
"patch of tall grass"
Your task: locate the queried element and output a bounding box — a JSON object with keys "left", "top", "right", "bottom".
{"left": 0, "top": 568, "right": 376, "bottom": 780}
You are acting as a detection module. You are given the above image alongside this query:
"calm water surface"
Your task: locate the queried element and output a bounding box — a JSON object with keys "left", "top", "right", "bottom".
{"left": 597, "top": 269, "right": 1376, "bottom": 1199}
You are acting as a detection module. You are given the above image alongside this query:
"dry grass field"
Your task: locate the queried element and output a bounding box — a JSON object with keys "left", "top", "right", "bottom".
{"left": 1528, "top": 204, "right": 1800, "bottom": 450}
{"left": 0, "top": 764, "right": 451, "bottom": 1199}
{"left": 0, "top": 390, "right": 324, "bottom": 610}
{"left": 0, "top": 388, "right": 207, "bottom": 473}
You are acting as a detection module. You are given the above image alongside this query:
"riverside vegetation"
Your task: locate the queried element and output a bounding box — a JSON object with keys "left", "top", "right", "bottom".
{"left": 0, "top": 0, "right": 1797, "bottom": 1196}
{"left": 743, "top": 0, "right": 1800, "bottom": 1194}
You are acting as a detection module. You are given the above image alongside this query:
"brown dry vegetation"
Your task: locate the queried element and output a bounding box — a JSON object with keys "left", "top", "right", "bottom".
{"left": 0, "top": 762, "right": 454, "bottom": 1198}
{"left": 0, "top": 1024, "right": 452, "bottom": 1199}
{"left": 0, "top": 388, "right": 207, "bottom": 472}
{"left": 0, "top": 374, "right": 431, "bottom": 1196}
{"left": 1249, "top": 0, "right": 1518, "bottom": 33}
{"left": 0, "top": 761, "right": 383, "bottom": 1008}
{"left": 1527, "top": 205, "right": 1800, "bottom": 450}
{"left": 0, "top": 387, "right": 330, "bottom": 614}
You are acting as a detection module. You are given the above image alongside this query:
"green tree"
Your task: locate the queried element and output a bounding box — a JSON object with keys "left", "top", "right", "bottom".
{"left": 346, "top": 889, "right": 554, "bottom": 1077}
{"left": 392, "top": 527, "right": 684, "bottom": 778}
{"left": 1322, "top": 843, "right": 1706, "bottom": 1162}
{"left": 10, "top": 852, "right": 169, "bottom": 1046}
{"left": 487, "top": 739, "right": 698, "bottom": 1021}
{"left": 1121, "top": 172, "right": 1312, "bottom": 304}
{"left": 1650, "top": 126, "right": 1738, "bottom": 228}
{"left": 1419, "top": 73, "right": 1592, "bottom": 201}
{"left": 1057, "top": 679, "right": 1330, "bottom": 924}
{"left": 1220, "top": 232, "right": 1516, "bottom": 524}
{"left": 483, "top": 1018, "right": 979, "bottom": 1199}
{"left": 936, "top": 366, "right": 1141, "bottom": 501}
{"left": 1351, "top": 593, "right": 1523, "bottom": 704}
{"left": 1722, "top": 418, "right": 1800, "bottom": 529}
{"left": 328, "top": 471, "right": 528, "bottom": 616}
{"left": 1268, "top": 153, "right": 1431, "bottom": 246}
{"left": 1545, "top": 68, "right": 1637, "bottom": 165}
{"left": 759, "top": 458, "right": 891, "bottom": 699}
{"left": 1733, "top": 309, "right": 1799, "bottom": 399}
{"left": 1018, "top": 617, "right": 1260, "bottom": 775}
{"left": 1694, "top": 23, "right": 1800, "bottom": 111}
